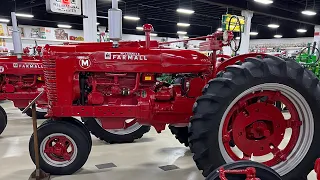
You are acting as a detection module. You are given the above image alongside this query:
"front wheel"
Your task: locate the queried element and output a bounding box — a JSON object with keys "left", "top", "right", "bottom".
{"left": 169, "top": 125, "right": 189, "bottom": 147}
{"left": 20, "top": 107, "right": 47, "bottom": 119}
{"left": 29, "top": 120, "right": 90, "bottom": 175}
{"left": 190, "top": 56, "right": 320, "bottom": 180}
{"left": 0, "top": 106, "right": 7, "bottom": 135}
{"left": 82, "top": 117, "right": 151, "bottom": 143}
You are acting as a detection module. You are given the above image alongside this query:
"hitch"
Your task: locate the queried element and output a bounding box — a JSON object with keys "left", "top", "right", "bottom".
{"left": 219, "top": 167, "right": 260, "bottom": 180}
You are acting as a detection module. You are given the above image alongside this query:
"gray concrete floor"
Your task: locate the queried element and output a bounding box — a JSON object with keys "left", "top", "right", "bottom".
{"left": 0, "top": 101, "right": 317, "bottom": 180}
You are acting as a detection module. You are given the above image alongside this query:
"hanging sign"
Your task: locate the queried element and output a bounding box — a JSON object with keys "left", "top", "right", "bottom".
{"left": 46, "top": 0, "right": 82, "bottom": 15}
{"left": 222, "top": 14, "right": 245, "bottom": 32}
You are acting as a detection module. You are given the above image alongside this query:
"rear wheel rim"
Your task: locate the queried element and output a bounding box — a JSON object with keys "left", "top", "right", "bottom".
{"left": 40, "top": 133, "right": 78, "bottom": 167}
{"left": 95, "top": 118, "right": 143, "bottom": 135}
{"left": 218, "top": 83, "right": 314, "bottom": 176}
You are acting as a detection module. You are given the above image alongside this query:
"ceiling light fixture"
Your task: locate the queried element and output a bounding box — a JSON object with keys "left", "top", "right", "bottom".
{"left": 123, "top": 15, "right": 140, "bottom": 21}
{"left": 301, "top": 10, "right": 317, "bottom": 16}
{"left": 15, "top": 13, "right": 34, "bottom": 18}
{"left": 97, "top": 16, "right": 108, "bottom": 19}
{"left": 217, "top": 28, "right": 223, "bottom": 31}
{"left": 57, "top": 24, "right": 72, "bottom": 29}
{"left": 297, "top": 29, "right": 307, "bottom": 33}
{"left": 177, "top": 22, "right": 190, "bottom": 27}
{"left": 0, "top": 18, "right": 10, "bottom": 23}
{"left": 235, "top": 37, "right": 240, "bottom": 40}
{"left": 250, "top": 32, "right": 259, "bottom": 35}
{"left": 268, "top": 24, "right": 280, "bottom": 28}
{"left": 254, "top": 0, "right": 273, "bottom": 4}
{"left": 177, "top": 31, "right": 187, "bottom": 35}
{"left": 136, "top": 26, "right": 143, "bottom": 31}
{"left": 176, "top": 8, "right": 195, "bottom": 14}
{"left": 96, "top": 22, "right": 100, "bottom": 25}
{"left": 274, "top": 35, "right": 283, "bottom": 38}
{"left": 150, "top": 33, "right": 157, "bottom": 37}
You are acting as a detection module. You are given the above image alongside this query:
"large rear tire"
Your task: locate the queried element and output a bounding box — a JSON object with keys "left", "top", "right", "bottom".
{"left": 0, "top": 106, "right": 7, "bottom": 135}
{"left": 189, "top": 56, "right": 320, "bottom": 180}
{"left": 29, "top": 121, "right": 90, "bottom": 175}
{"left": 82, "top": 117, "right": 151, "bottom": 143}
{"left": 169, "top": 125, "right": 189, "bottom": 147}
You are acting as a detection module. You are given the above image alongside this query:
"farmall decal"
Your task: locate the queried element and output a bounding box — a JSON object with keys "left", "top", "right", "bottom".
{"left": 13, "top": 63, "right": 43, "bottom": 69}
{"left": 105, "top": 52, "right": 147, "bottom": 61}
{"left": 79, "top": 59, "right": 91, "bottom": 69}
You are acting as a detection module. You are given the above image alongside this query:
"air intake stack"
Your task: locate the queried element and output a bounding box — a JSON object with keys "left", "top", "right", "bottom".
{"left": 108, "top": 0, "right": 122, "bottom": 47}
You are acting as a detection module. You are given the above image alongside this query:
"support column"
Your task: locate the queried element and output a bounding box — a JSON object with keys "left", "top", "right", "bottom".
{"left": 314, "top": 25, "right": 320, "bottom": 55}
{"left": 239, "top": 10, "right": 253, "bottom": 55}
{"left": 83, "top": 0, "right": 97, "bottom": 42}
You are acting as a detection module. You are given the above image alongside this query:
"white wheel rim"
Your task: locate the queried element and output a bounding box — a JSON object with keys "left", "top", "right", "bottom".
{"left": 40, "top": 133, "right": 78, "bottom": 167}
{"left": 36, "top": 107, "right": 47, "bottom": 113}
{"left": 95, "top": 119, "right": 143, "bottom": 135}
{"left": 218, "top": 83, "right": 314, "bottom": 176}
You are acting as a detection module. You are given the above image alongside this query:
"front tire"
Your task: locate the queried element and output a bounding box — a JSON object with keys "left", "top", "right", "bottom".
{"left": 20, "top": 108, "right": 46, "bottom": 119}
{"left": 82, "top": 117, "right": 150, "bottom": 143}
{"left": 29, "top": 121, "right": 90, "bottom": 175}
{"left": 169, "top": 125, "right": 189, "bottom": 147}
{"left": 190, "top": 56, "right": 320, "bottom": 180}
{"left": 0, "top": 106, "right": 7, "bottom": 135}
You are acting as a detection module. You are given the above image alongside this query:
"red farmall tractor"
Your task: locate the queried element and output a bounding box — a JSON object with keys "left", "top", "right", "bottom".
{"left": 29, "top": 22, "right": 320, "bottom": 180}
{"left": 0, "top": 46, "right": 47, "bottom": 135}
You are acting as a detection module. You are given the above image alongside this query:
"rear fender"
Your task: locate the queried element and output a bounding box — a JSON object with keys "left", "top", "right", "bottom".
{"left": 215, "top": 53, "right": 266, "bottom": 76}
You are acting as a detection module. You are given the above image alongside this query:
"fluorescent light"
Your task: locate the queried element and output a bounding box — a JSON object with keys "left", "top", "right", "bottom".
{"left": 15, "top": 13, "right": 34, "bottom": 18}
{"left": 217, "top": 28, "right": 223, "bottom": 31}
{"left": 176, "top": 8, "right": 194, "bottom": 14}
{"left": 274, "top": 35, "right": 282, "bottom": 38}
{"left": 254, "top": 0, "right": 273, "bottom": 4}
{"left": 96, "top": 22, "right": 100, "bottom": 25}
{"left": 297, "top": 29, "right": 307, "bottom": 33}
{"left": 268, "top": 24, "right": 279, "bottom": 28}
{"left": 136, "top": 26, "right": 143, "bottom": 31}
{"left": 123, "top": 16, "right": 140, "bottom": 21}
{"left": 150, "top": 33, "right": 157, "bottom": 37}
{"left": 177, "top": 31, "right": 187, "bottom": 35}
{"left": 235, "top": 37, "right": 240, "bottom": 40}
{"left": 57, "top": 24, "right": 72, "bottom": 29}
{"left": 183, "top": 36, "right": 189, "bottom": 39}
{"left": 302, "top": 10, "right": 317, "bottom": 16}
{"left": 250, "top": 32, "right": 259, "bottom": 36}
{"left": 97, "top": 16, "right": 108, "bottom": 19}
{"left": 0, "top": 18, "right": 10, "bottom": 23}
{"left": 177, "top": 22, "right": 190, "bottom": 27}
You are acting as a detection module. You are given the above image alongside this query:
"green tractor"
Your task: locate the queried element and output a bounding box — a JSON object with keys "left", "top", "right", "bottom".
{"left": 296, "top": 42, "right": 320, "bottom": 78}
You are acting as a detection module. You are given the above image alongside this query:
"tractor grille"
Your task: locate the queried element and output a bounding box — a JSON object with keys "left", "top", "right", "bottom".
{"left": 43, "top": 57, "right": 58, "bottom": 104}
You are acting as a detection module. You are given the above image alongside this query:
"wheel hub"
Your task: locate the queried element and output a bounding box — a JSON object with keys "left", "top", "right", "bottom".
{"left": 232, "top": 102, "right": 287, "bottom": 156}
{"left": 44, "top": 136, "right": 74, "bottom": 162}
{"left": 221, "top": 89, "right": 305, "bottom": 169}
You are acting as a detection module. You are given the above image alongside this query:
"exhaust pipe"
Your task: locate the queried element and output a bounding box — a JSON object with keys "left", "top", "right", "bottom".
{"left": 108, "top": 0, "right": 122, "bottom": 47}
{"left": 11, "top": 12, "right": 23, "bottom": 60}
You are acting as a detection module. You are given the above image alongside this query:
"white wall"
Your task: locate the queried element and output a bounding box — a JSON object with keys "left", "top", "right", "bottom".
{"left": 250, "top": 37, "right": 314, "bottom": 47}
